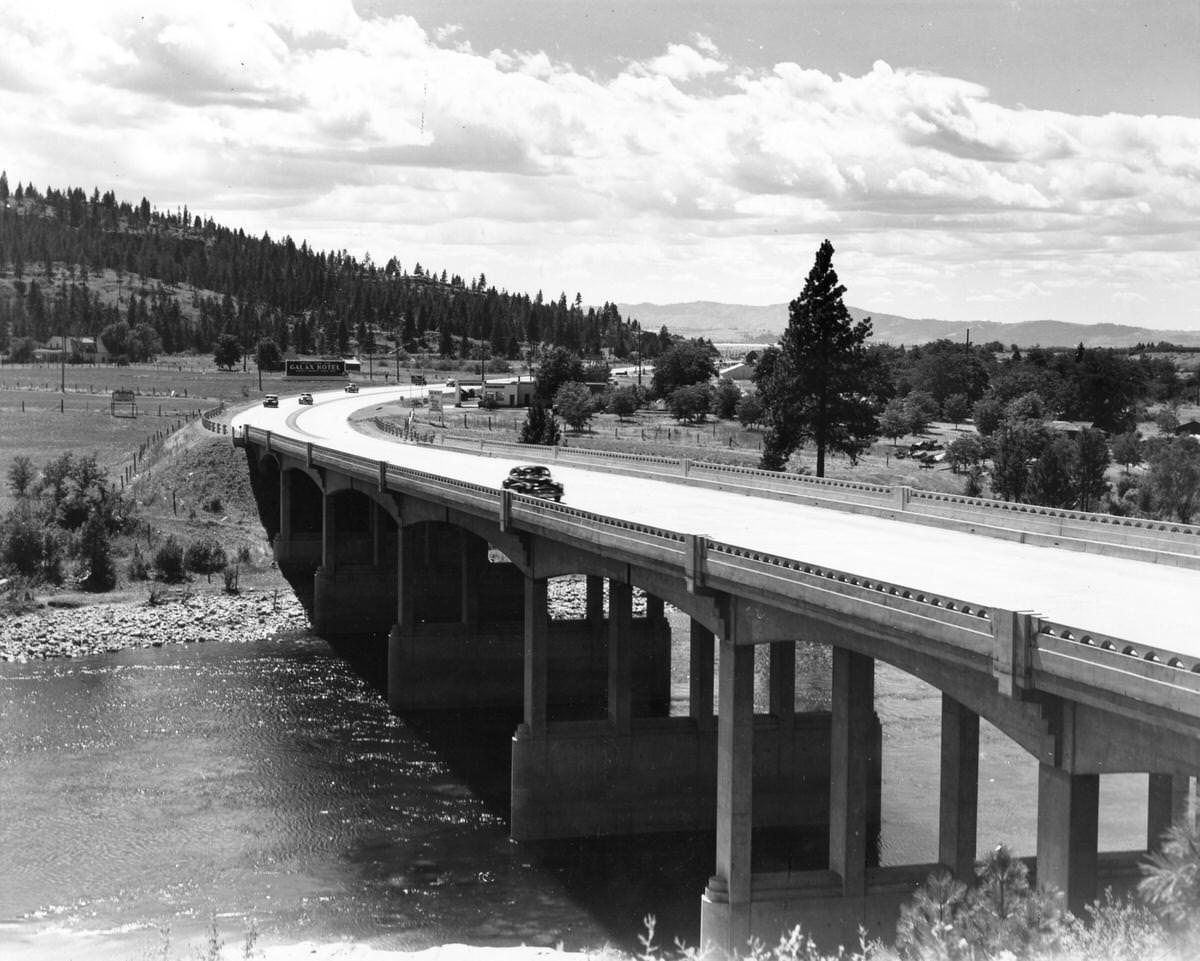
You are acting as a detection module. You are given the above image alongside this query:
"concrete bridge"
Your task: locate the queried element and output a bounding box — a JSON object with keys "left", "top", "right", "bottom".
{"left": 228, "top": 386, "right": 1200, "bottom": 953}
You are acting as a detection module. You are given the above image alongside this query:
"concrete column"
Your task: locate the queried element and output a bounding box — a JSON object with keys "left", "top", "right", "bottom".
{"left": 645, "top": 593, "right": 665, "bottom": 621}
{"left": 608, "top": 579, "right": 633, "bottom": 733}
{"left": 278, "top": 469, "right": 292, "bottom": 543}
{"left": 321, "top": 492, "right": 336, "bottom": 572}
{"left": 585, "top": 575, "right": 605, "bottom": 623}
{"left": 460, "top": 530, "right": 481, "bottom": 631}
{"left": 524, "top": 575, "right": 550, "bottom": 736}
{"left": 715, "top": 628, "right": 755, "bottom": 948}
{"left": 769, "top": 641, "right": 795, "bottom": 732}
{"left": 938, "top": 694, "right": 980, "bottom": 881}
{"left": 1036, "top": 765, "right": 1099, "bottom": 915}
{"left": 830, "top": 647, "right": 874, "bottom": 897}
{"left": 371, "top": 501, "right": 382, "bottom": 567}
{"left": 1148, "top": 774, "right": 1190, "bottom": 851}
{"left": 387, "top": 525, "right": 413, "bottom": 712}
{"left": 690, "top": 619, "right": 715, "bottom": 730}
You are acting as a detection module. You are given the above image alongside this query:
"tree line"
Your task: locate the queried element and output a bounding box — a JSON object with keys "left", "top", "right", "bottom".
{"left": 0, "top": 174, "right": 671, "bottom": 366}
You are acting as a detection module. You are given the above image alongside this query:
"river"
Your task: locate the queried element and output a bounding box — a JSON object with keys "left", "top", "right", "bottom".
{"left": 0, "top": 614, "right": 1151, "bottom": 960}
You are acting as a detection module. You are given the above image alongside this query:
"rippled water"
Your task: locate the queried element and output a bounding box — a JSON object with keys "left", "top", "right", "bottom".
{"left": 0, "top": 622, "right": 1150, "bottom": 959}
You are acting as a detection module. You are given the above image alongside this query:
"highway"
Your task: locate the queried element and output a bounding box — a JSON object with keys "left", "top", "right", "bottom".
{"left": 233, "top": 385, "right": 1199, "bottom": 657}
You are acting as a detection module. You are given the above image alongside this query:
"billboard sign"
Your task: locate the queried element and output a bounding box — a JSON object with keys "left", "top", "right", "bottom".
{"left": 285, "top": 359, "right": 346, "bottom": 377}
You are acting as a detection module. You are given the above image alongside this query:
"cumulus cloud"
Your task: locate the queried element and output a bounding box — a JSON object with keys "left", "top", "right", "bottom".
{"left": 2, "top": 1, "right": 1198, "bottom": 325}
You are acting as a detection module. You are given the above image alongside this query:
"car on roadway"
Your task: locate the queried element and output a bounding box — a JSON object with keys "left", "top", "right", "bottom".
{"left": 501, "top": 465, "right": 564, "bottom": 502}
{"left": 298, "top": 392, "right": 313, "bottom": 405}
{"left": 344, "top": 382, "right": 359, "bottom": 393}
{"left": 262, "top": 394, "right": 279, "bottom": 408}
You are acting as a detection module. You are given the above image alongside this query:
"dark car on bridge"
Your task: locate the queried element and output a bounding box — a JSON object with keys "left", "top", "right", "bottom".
{"left": 262, "top": 394, "right": 279, "bottom": 408}
{"left": 502, "top": 465, "right": 564, "bottom": 502}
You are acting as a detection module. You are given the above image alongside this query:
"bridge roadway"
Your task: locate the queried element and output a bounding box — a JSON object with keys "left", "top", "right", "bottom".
{"left": 230, "top": 385, "right": 1200, "bottom": 954}
{"left": 237, "top": 385, "right": 1195, "bottom": 652}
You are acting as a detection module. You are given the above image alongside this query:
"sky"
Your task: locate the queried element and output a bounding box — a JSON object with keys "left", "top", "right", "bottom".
{"left": 3, "top": 0, "right": 1199, "bottom": 328}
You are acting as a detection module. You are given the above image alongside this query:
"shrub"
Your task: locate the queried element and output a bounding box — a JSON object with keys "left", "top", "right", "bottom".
{"left": 3, "top": 512, "right": 46, "bottom": 577}
{"left": 184, "top": 536, "right": 228, "bottom": 574}
{"left": 128, "top": 543, "right": 150, "bottom": 580}
{"left": 222, "top": 564, "right": 240, "bottom": 594}
{"left": 77, "top": 512, "right": 117, "bottom": 592}
{"left": 7, "top": 455, "right": 35, "bottom": 498}
{"left": 519, "top": 402, "right": 561, "bottom": 445}
{"left": 203, "top": 495, "right": 223, "bottom": 514}
{"left": 154, "top": 536, "right": 186, "bottom": 582}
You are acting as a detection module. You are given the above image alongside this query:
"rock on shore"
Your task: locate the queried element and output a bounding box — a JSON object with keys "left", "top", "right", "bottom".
{"left": 0, "top": 590, "right": 310, "bottom": 662}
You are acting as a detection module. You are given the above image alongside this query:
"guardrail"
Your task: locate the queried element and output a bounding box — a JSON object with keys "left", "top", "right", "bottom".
{"left": 201, "top": 405, "right": 230, "bottom": 434}
{"left": 241, "top": 423, "right": 1200, "bottom": 725}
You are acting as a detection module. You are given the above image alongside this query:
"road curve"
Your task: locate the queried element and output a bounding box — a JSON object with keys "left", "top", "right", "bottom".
{"left": 233, "top": 387, "right": 1199, "bottom": 656}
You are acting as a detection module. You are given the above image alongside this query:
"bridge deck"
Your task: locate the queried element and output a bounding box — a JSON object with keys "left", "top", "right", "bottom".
{"left": 234, "top": 387, "right": 1197, "bottom": 658}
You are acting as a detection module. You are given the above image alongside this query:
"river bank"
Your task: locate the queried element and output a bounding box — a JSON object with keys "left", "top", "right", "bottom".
{"left": 0, "top": 587, "right": 310, "bottom": 661}
{"left": 0, "top": 575, "right": 613, "bottom": 663}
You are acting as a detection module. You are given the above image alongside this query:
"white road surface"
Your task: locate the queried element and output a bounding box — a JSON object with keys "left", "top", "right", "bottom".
{"left": 233, "top": 386, "right": 1199, "bottom": 657}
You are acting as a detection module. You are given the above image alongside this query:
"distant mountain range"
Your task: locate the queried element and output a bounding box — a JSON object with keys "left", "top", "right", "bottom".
{"left": 615, "top": 301, "right": 1200, "bottom": 349}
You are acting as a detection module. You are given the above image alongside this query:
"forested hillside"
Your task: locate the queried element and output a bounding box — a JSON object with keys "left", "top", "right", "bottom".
{"left": 0, "top": 174, "right": 666, "bottom": 364}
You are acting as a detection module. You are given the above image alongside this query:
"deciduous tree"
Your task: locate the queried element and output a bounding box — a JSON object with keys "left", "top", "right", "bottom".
{"left": 1147, "top": 436, "right": 1200, "bottom": 523}
{"left": 553, "top": 381, "right": 594, "bottom": 432}
{"left": 212, "top": 333, "right": 242, "bottom": 371}
{"left": 668, "top": 383, "right": 713, "bottom": 424}
{"left": 650, "top": 338, "right": 719, "bottom": 399}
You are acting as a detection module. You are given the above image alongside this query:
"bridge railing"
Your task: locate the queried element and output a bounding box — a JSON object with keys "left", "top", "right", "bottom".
{"left": 415, "top": 431, "right": 1200, "bottom": 566}
{"left": 1035, "top": 620, "right": 1200, "bottom": 719}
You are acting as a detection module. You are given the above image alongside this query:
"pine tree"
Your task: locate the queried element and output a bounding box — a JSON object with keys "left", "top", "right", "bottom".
{"left": 754, "top": 240, "right": 877, "bottom": 475}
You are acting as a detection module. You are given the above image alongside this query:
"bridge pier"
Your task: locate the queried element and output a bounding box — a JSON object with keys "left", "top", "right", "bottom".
{"left": 1148, "top": 773, "right": 1190, "bottom": 850}
{"left": 939, "top": 695, "right": 980, "bottom": 881}
{"left": 312, "top": 492, "right": 397, "bottom": 636}
{"left": 511, "top": 584, "right": 845, "bottom": 841}
{"left": 702, "top": 640, "right": 888, "bottom": 956}
{"left": 1036, "top": 765, "right": 1099, "bottom": 915}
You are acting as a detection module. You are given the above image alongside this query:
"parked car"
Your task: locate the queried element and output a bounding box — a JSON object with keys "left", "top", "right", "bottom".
{"left": 298, "top": 392, "right": 313, "bottom": 405}
{"left": 344, "top": 382, "right": 359, "bottom": 393}
{"left": 262, "top": 394, "right": 279, "bottom": 408}
{"left": 502, "top": 465, "right": 564, "bottom": 502}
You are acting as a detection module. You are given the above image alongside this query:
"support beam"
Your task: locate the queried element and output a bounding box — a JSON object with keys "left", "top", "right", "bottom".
{"left": 1147, "top": 774, "right": 1190, "bottom": 851}
{"left": 608, "top": 579, "right": 633, "bottom": 733}
{"left": 830, "top": 647, "right": 874, "bottom": 897}
{"left": 690, "top": 619, "right": 715, "bottom": 731}
{"left": 1036, "top": 765, "right": 1099, "bottom": 915}
{"left": 524, "top": 575, "right": 550, "bottom": 736}
{"left": 939, "top": 694, "right": 980, "bottom": 881}
{"left": 714, "top": 628, "right": 755, "bottom": 949}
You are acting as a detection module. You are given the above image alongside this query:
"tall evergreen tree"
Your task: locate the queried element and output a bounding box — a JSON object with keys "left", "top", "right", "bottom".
{"left": 754, "top": 240, "right": 877, "bottom": 475}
